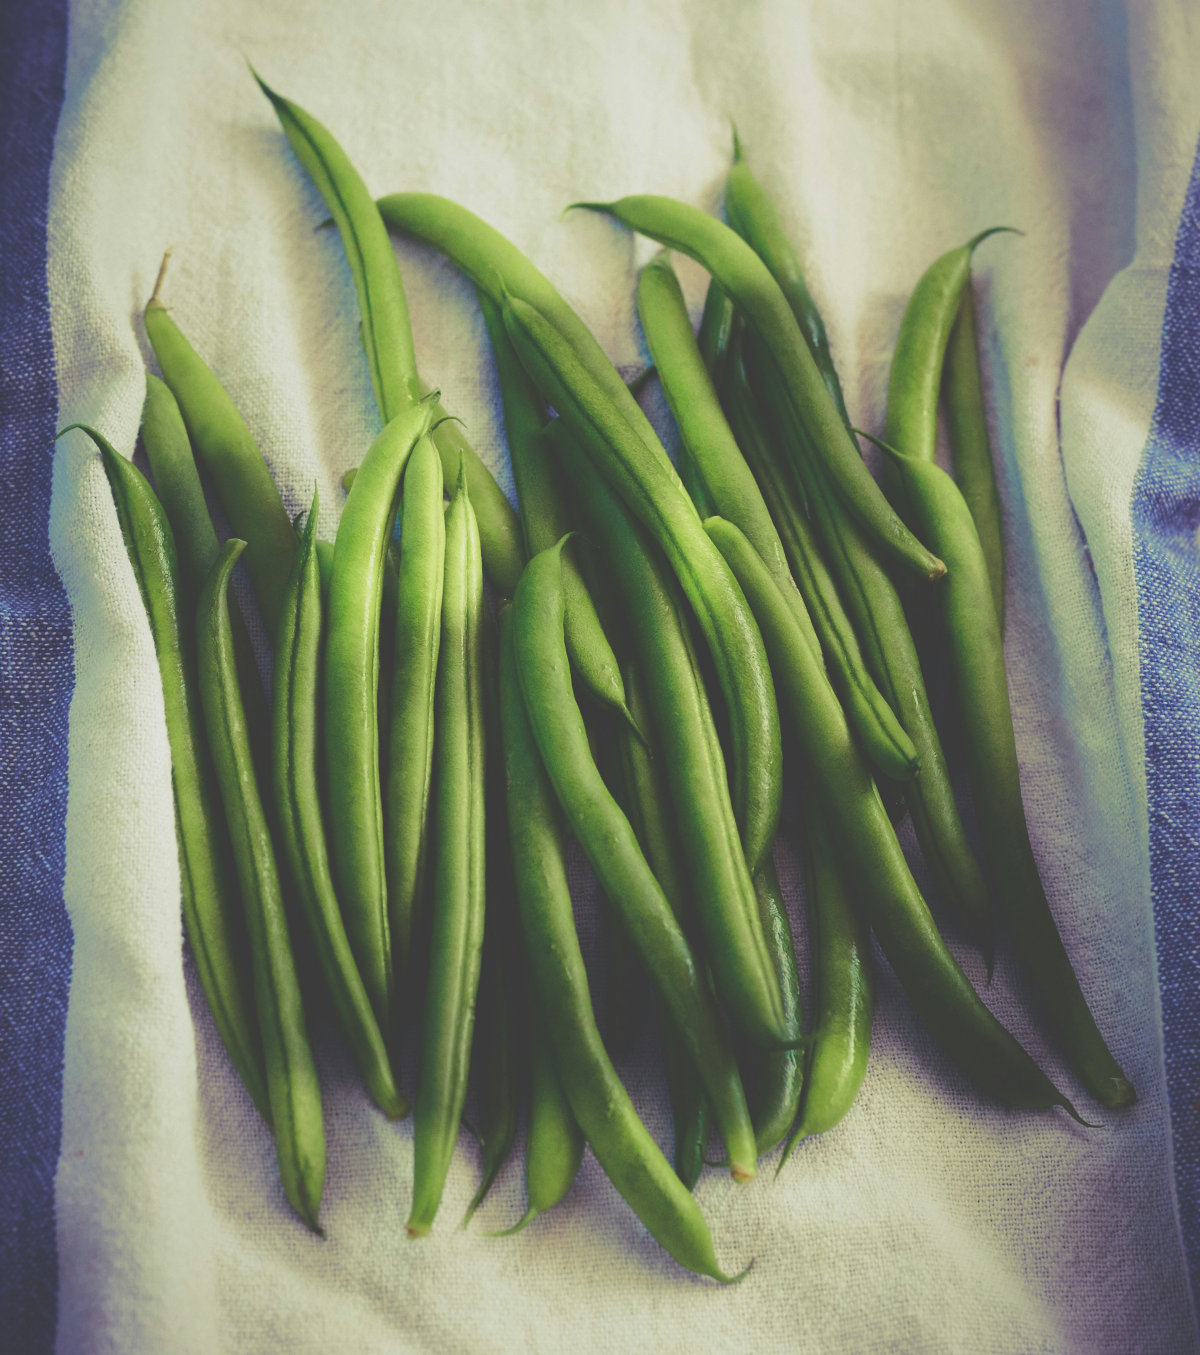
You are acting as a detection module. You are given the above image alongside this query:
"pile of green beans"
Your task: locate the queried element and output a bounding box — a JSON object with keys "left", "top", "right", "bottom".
{"left": 63, "top": 73, "right": 1136, "bottom": 1279}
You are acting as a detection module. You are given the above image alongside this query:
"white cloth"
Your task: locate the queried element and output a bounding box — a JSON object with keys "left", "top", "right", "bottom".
{"left": 46, "top": 0, "right": 1198, "bottom": 1350}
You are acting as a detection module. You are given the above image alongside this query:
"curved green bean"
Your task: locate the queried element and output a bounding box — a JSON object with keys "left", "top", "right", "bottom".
{"left": 325, "top": 401, "right": 437, "bottom": 1034}
{"left": 198, "top": 538, "right": 325, "bottom": 1232}
{"left": 549, "top": 419, "right": 786, "bottom": 1049}
{"left": 749, "top": 338, "right": 994, "bottom": 966}
{"left": 572, "top": 196, "right": 944, "bottom": 582}
{"left": 408, "top": 464, "right": 488, "bottom": 1236}
{"left": 497, "top": 603, "right": 743, "bottom": 1281}
{"left": 140, "top": 373, "right": 272, "bottom": 785}
{"left": 502, "top": 291, "right": 784, "bottom": 894}
{"left": 144, "top": 256, "right": 297, "bottom": 630}
{"left": 64, "top": 424, "right": 267, "bottom": 1121}
{"left": 513, "top": 540, "right": 759, "bottom": 1180}
{"left": 617, "top": 659, "right": 711, "bottom": 1186}
{"left": 385, "top": 435, "right": 444, "bottom": 990}
{"left": 273, "top": 490, "right": 406, "bottom": 1120}
{"left": 697, "top": 278, "right": 736, "bottom": 389}
{"left": 724, "top": 133, "right": 850, "bottom": 424}
{"left": 255, "top": 72, "right": 419, "bottom": 421}
{"left": 704, "top": 513, "right": 1082, "bottom": 1119}
{"left": 780, "top": 796, "right": 872, "bottom": 1166}
{"left": 479, "top": 290, "right": 636, "bottom": 727}
{"left": 376, "top": 192, "right": 681, "bottom": 485}
{"left": 641, "top": 257, "right": 917, "bottom": 783}
{"left": 885, "top": 448, "right": 1134, "bottom": 1109}
{"left": 944, "top": 286, "right": 1006, "bottom": 632}
{"left": 885, "top": 230, "right": 1013, "bottom": 465}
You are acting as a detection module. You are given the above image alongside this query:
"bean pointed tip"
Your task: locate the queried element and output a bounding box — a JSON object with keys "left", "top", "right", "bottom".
{"left": 563, "top": 200, "right": 613, "bottom": 222}
{"left": 483, "top": 1208, "right": 538, "bottom": 1238}
{"left": 406, "top": 1220, "right": 431, "bottom": 1239}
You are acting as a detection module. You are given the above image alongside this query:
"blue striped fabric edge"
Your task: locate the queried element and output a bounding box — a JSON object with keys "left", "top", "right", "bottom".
{"left": 1132, "top": 128, "right": 1200, "bottom": 1315}
{"left": 0, "top": 2, "right": 74, "bottom": 1352}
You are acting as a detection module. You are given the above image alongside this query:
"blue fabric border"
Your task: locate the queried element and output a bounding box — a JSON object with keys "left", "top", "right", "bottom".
{"left": 0, "top": 3, "right": 73, "bottom": 1351}
{"left": 1132, "top": 135, "right": 1200, "bottom": 1312}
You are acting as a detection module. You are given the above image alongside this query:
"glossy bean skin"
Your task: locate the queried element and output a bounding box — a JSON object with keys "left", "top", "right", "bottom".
{"left": 385, "top": 436, "right": 445, "bottom": 992}
{"left": 574, "top": 196, "right": 944, "bottom": 583}
{"left": 144, "top": 262, "right": 297, "bottom": 632}
{"left": 273, "top": 491, "right": 406, "bottom": 1120}
{"left": 464, "top": 608, "right": 523, "bottom": 1224}
{"left": 497, "top": 604, "right": 741, "bottom": 1281}
{"left": 889, "top": 452, "right": 1135, "bottom": 1109}
{"left": 741, "top": 854, "right": 804, "bottom": 1157}
{"left": 617, "top": 659, "right": 711, "bottom": 1187}
{"left": 703, "top": 514, "right": 1083, "bottom": 1119}
{"left": 502, "top": 292, "right": 784, "bottom": 900}
{"left": 780, "top": 796, "right": 872, "bottom": 1165}
{"left": 697, "top": 278, "right": 736, "bottom": 386}
{"left": 140, "top": 374, "right": 273, "bottom": 785}
{"left": 408, "top": 466, "right": 488, "bottom": 1236}
{"left": 325, "top": 402, "right": 437, "bottom": 1034}
{"left": 66, "top": 425, "right": 267, "bottom": 1120}
{"left": 479, "top": 291, "right": 635, "bottom": 725}
{"left": 724, "top": 135, "right": 850, "bottom": 425}
{"left": 513, "top": 541, "right": 759, "bottom": 1181}
{"left": 417, "top": 378, "right": 525, "bottom": 598}
{"left": 255, "top": 73, "right": 418, "bottom": 422}
{"left": 377, "top": 192, "right": 680, "bottom": 485}
{"left": 749, "top": 338, "right": 995, "bottom": 968}
{"left": 198, "top": 539, "right": 325, "bottom": 1232}
{"left": 943, "top": 286, "right": 1006, "bottom": 633}
{"left": 550, "top": 421, "right": 786, "bottom": 1050}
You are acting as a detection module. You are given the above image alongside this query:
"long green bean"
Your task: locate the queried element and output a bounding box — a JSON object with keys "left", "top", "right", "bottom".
{"left": 198, "top": 539, "right": 325, "bottom": 1232}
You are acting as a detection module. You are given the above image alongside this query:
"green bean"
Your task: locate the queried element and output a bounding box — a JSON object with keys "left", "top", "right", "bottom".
{"left": 741, "top": 853, "right": 803, "bottom": 1157}
{"left": 641, "top": 257, "right": 918, "bottom": 783}
{"left": 377, "top": 192, "right": 681, "bottom": 484}
{"left": 748, "top": 335, "right": 994, "bottom": 966}
{"left": 549, "top": 419, "right": 786, "bottom": 1049}
{"left": 408, "top": 463, "right": 488, "bottom": 1236}
{"left": 502, "top": 292, "right": 784, "bottom": 896}
{"left": 63, "top": 425, "right": 268, "bottom": 1120}
{"left": 494, "top": 1020, "right": 584, "bottom": 1234}
{"left": 255, "top": 73, "right": 418, "bottom": 421}
{"left": 497, "top": 603, "right": 743, "bottom": 1281}
{"left": 514, "top": 539, "right": 760, "bottom": 1179}
{"left": 943, "top": 286, "right": 1005, "bottom": 632}
{"left": 325, "top": 401, "right": 437, "bottom": 1034}
{"left": 273, "top": 489, "right": 406, "bottom": 1119}
{"left": 779, "top": 796, "right": 872, "bottom": 1166}
{"left": 417, "top": 378, "right": 526, "bottom": 597}
{"left": 885, "top": 230, "right": 1013, "bottom": 466}
{"left": 724, "top": 133, "right": 850, "bottom": 424}
{"left": 883, "top": 446, "right": 1134, "bottom": 1109}
{"left": 326, "top": 401, "right": 438, "bottom": 1035}
{"left": 616, "top": 659, "right": 711, "bottom": 1185}
{"left": 385, "top": 435, "right": 444, "bottom": 992}
{"left": 144, "top": 255, "right": 297, "bottom": 631}
{"left": 464, "top": 607, "right": 523, "bottom": 1224}
{"left": 704, "top": 513, "right": 1082, "bottom": 1118}
{"left": 139, "top": 373, "right": 272, "bottom": 784}
{"left": 479, "top": 291, "right": 637, "bottom": 726}
{"left": 198, "top": 538, "right": 325, "bottom": 1232}
{"left": 572, "top": 196, "right": 944, "bottom": 582}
